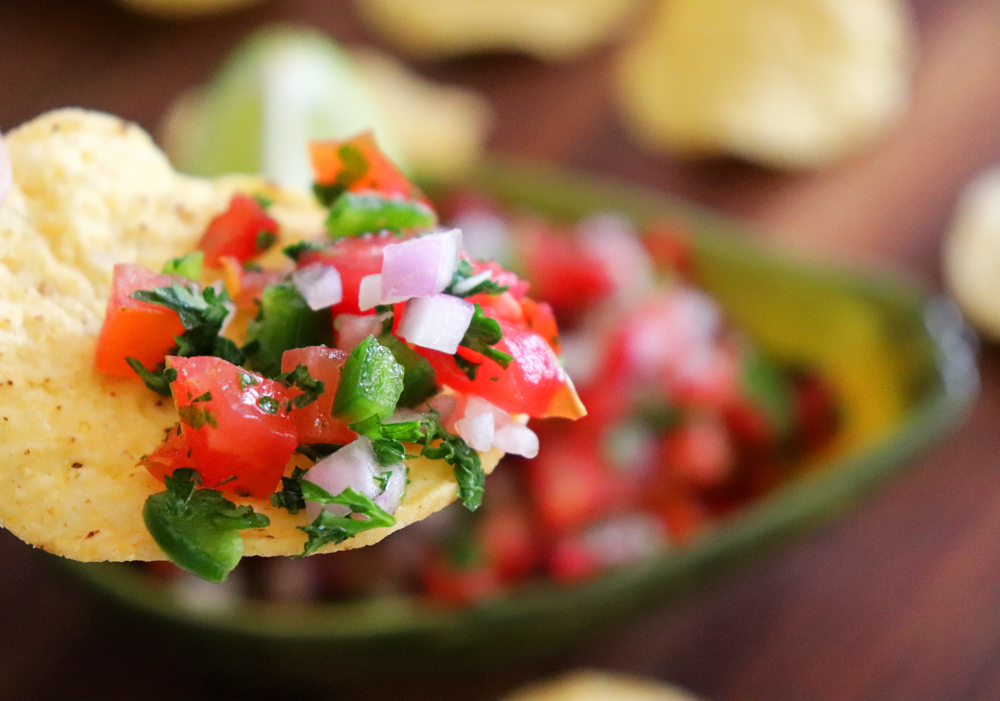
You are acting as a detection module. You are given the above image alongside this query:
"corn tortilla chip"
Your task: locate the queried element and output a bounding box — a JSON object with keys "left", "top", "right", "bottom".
{"left": 0, "top": 109, "right": 502, "bottom": 562}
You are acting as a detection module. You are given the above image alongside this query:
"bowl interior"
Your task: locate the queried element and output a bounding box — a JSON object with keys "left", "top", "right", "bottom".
{"left": 62, "top": 159, "right": 978, "bottom": 678}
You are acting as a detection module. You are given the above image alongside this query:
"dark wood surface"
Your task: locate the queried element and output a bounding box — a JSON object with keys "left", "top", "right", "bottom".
{"left": 3, "top": 1, "right": 1000, "bottom": 699}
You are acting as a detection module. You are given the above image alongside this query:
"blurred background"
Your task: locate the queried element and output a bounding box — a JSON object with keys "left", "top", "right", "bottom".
{"left": 3, "top": 1, "right": 1000, "bottom": 699}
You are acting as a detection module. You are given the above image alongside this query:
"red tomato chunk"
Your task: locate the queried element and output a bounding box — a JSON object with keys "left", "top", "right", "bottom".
{"left": 95, "top": 263, "right": 186, "bottom": 376}
{"left": 301, "top": 231, "right": 400, "bottom": 317}
{"left": 280, "top": 346, "right": 357, "bottom": 445}
{"left": 198, "top": 193, "right": 278, "bottom": 267}
{"left": 149, "top": 356, "right": 297, "bottom": 498}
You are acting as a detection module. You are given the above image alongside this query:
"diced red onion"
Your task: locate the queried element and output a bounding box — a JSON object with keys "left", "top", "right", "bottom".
{"left": 579, "top": 212, "right": 654, "bottom": 303}
{"left": 625, "top": 288, "right": 721, "bottom": 378}
{"left": 306, "top": 437, "right": 383, "bottom": 518}
{"left": 387, "top": 407, "right": 423, "bottom": 424}
{"left": 380, "top": 229, "right": 461, "bottom": 301}
{"left": 452, "top": 209, "right": 510, "bottom": 262}
{"left": 493, "top": 422, "right": 539, "bottom": 458}
{"left": 0, "top": 129, "right": 10, "bottom": 210}
{"left": 357, "top": 273, "right": 409, "bottom": 311}
{"left": 582, "top": 514, "right": 667, "bottom": 567}
{"left": 292, "top": 262, "right": 343, "bottom": 310}
{"left": 454, "top": 396, "right": 512, "bottom": 452}
{"left": 449, "top": 268, "right": 493, "bottom": 296}
{"left": 373, "top": 463, "right": 407, "bottom": 515}
{"left": 335, "top": 313, "right": 386, "bottom": 352}
{"left": 396, "top": 294, "right": 474, "bottom": 353}
{"left": 455, "top": 406, "right": 495, "bottom": 452}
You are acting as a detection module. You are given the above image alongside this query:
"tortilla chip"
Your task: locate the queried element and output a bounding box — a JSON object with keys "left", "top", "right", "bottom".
{"left": 504, "top": 670, "right": 702, "bottom": 701}
{"left": 0, "top": 109, "right": 501, "bottom": 562}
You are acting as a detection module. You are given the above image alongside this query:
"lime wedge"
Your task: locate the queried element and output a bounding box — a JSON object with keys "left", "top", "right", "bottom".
{"left": 161, "top": 26, "right": 402, "bottom": 192}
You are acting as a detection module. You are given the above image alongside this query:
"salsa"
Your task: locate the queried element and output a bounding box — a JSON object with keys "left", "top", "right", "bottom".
{"left": 95, "top": 132, "right": 583, "bottom": 582}
{"left": 139, "top": 190, "right": 839, "bottom": 602}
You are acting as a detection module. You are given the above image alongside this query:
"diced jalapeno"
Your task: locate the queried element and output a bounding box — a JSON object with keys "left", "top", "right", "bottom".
{"left": 243, "top": 282, "right": 333, "bottom": 377}
{"left": 325, "top": 192, "right": 436, "bottom": 239}
{"left": 333, "top": 335, "right": 405, "bottom": 424}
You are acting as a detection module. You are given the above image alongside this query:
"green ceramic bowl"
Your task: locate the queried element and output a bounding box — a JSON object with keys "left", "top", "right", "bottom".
{"left": 63, "top": 160, "right": 978, "bottom": 682}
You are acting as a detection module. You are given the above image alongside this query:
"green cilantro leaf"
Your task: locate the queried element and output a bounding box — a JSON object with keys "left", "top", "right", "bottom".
{"left": 297, "top": 485, "right": 395, "bottom": 557}
{"left": 446, "top": 259, "right": 509, "bottom": 298}
{"left": 125, "top": 358, "right": 177, "bottom": 397}
{"left": 270, "top": 466, "right": 310, "bottom": 514}
{"left": 311, "top": 142, "right": 369, "bottom": 207}
{"left": 418, "top": 410, "right": 485, "bottom": 511}
{"left": 453, "top": 304, "right": 514, "bottom": 381}
{"left": 253, "top": 193, "right": 274, "bottom": 209}
{"left": 274, "top": 364, "right": 326, "bottom": 409}
{"left": 142, "top": 468, "right": 269, "bottom": 583}
{"left": 255, "top": 230, "right": 278, "bottom": 253}
{"left": 282, "top": 239, "right": 328, "bottom": 263}
{"left": 131, "top": 282, "right": 245, "bottom": 366}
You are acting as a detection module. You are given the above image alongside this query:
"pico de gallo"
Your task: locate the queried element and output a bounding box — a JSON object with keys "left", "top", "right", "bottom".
{"left": 138, "top": 189, "right": 839, "bottom": 604}
{"left": 96, "top": 133, "right": 583, "bottom": 583}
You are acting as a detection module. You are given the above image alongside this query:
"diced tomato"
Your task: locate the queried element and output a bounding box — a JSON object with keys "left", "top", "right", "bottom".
{"left": 466, "top": 259, "right": 529, "bottom": 301}
{"left": 519, "top": 298, "right": 560, "bottom": 353}
{"left": 523, "top": 434, "right": 616, "bottom": 534}
{"left": 468, "top": 290, "right": 525, "bottom": 326}
{"left": 309, "top": 132, "right": 428, "bottom": 204}
{"left": 219, "top": 256, "right": 289, "bottom": 311}
{"left": 648, "top": 488, "right": 709, "bottom": 545}
{"left": 664, "top": 346, "right": 742, "bottom": 410}
{"left": 301, "top": 231, "right": 400, "bottom": 317}
{"left": 198, "top": 194, "right": 279, "bottom": 267}
{"left": 421, "top": 553, "right": 504, "bottom": 608}
{"left": 95, "top": 263, "right": 186, "bottom": 376}
{"left": 519, "top": 225, "right": 614, "bottom": 321}
{"left": 546, "top": 536, "right": 600, "bottom": 585}
{"left": 793, "top": 374, "right": 841, "bottom": 453}
{"left": 280, "top": 346, "right": 357, "bottom": 445}
{"left": 659, "top": 418, "right": 734, "bottom": 488}
{"left": 420, "top": 323, "right": 566, "bottom": 418}
{"left": 641, "top": 219, "right": 694, "bottom": 278}
{"left": 160, "top": 356, "right": 297, "bottom": 498}
{"left": 480, "top": 503, "right": 538, "bottom": 582}
{"left": 140, "top": 423, "right": 191, "bottom": 483}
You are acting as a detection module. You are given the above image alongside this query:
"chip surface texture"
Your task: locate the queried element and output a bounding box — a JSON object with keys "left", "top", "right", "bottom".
{"left": 0, "top": 109, "right": 500, "bottom": 562}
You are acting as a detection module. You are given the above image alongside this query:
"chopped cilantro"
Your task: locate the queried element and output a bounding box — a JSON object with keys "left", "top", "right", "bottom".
{"left": 255, "top": 230, "right": 278, "bottom": 253}
{"left": 270, "top": 466, "right": 310, "bottom": 514}
{"left": 297, "top": 485, "right": 395, "bottom": 557}
{"left": 311, "top": 143, "right": 369, "bottom": 207}
{"left": 243, "top": 261, "right": 263, "bottom": 273}
{"left": 453, "top": 304, "right": 514, "bottom": 381}
{"left": 274, "top": 364, "right": 325, "bottom": 409}
{"left": 256, "top": 395, "right": 280, "bottom": 415}
{"left": 178, "top": 404, "right": 217, "bottom": 430}
{"left": 446, "top": 259, "right": 509, "bottom": 298}
{"left": 253, "top": 193, "right": 274, "bottom": 209}
{"left": 131, "top": 282, "right": 244, "bottom": 366}
{"left": 281, "top": 239, "right": 328, "bottom": 263}
{"left": 418, "top": 410, "right": 485, "bottom": 511}
{"left": 191, "top": 391, "right": 212, "bottom": 403}
{"left": 126, "top": 358, "right": 177, "bottom": 397}
{"left": 238, "top": 371, "right": 259, "bottom": 389}
{"left": 142, "top": 468, "right": 269, "bottom": 583}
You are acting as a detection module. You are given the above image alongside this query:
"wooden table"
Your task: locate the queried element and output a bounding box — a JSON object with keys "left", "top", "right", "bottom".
{"left": 3, "top": 1, "right": 1000, "bottom": 699}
